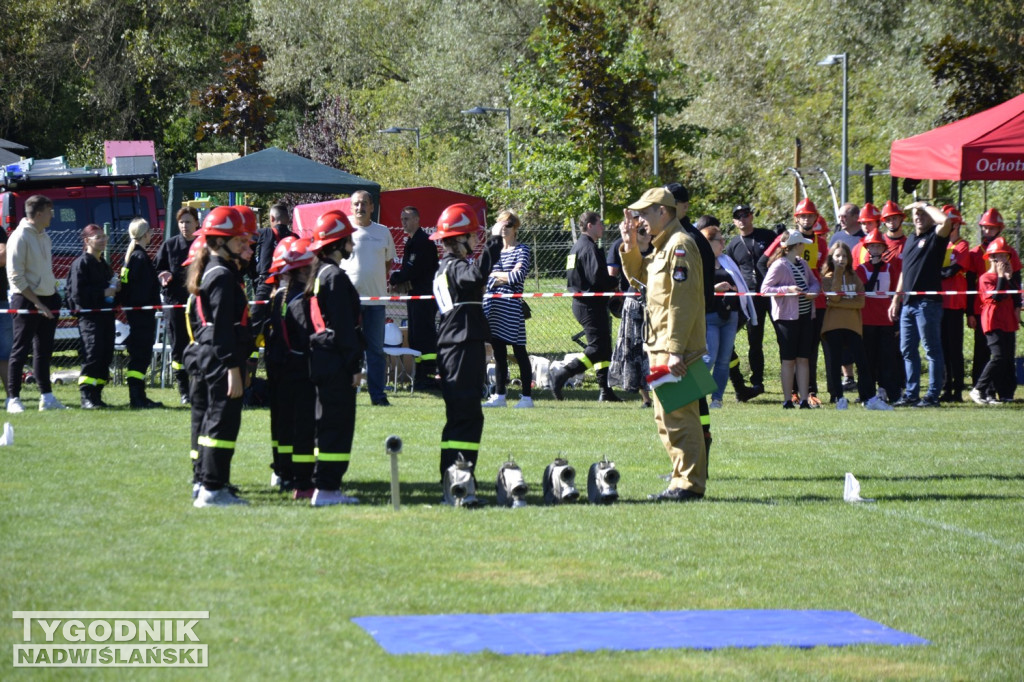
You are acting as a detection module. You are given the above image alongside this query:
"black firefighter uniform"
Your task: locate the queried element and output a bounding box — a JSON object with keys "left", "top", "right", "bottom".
{"left": 620, "top": 220, "right": 708, "bottom": 494}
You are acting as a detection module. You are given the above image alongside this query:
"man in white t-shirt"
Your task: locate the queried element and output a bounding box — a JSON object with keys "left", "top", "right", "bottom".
{"left": 341, "top": 190, "right": 397, "bottom": 406}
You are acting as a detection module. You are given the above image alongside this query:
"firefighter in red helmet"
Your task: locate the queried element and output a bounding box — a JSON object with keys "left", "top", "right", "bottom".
{"left": 431, "top": 203, "right": 490, "bottom": 507}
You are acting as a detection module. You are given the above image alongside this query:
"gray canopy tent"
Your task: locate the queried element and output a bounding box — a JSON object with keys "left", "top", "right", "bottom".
{"left": 165, "top": 147, "right": 380, "bottom": 235}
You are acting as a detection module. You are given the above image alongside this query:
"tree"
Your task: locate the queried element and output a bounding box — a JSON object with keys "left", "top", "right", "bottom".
{"left": 193, "top": 44, "right": 276, "bottom": 153}
{"left": 505, "top": 0, "right": 699, "bottom": 221}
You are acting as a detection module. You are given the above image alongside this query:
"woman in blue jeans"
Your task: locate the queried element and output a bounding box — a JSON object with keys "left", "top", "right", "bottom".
{"left": 699, "top": 221, "right": 755, "bottom": 407}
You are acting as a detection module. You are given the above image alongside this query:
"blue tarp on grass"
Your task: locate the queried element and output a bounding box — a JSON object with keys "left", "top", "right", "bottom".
{"left": 352, "top": 610, "right": 929, "bottom": 655}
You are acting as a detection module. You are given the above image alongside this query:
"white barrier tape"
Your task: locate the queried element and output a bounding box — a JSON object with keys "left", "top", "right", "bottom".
{"left": 5, "top": 288, "right": 1020, "bottom": 315}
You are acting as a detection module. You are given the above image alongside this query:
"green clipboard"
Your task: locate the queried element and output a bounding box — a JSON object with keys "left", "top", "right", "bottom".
{"left": 652, "top": 360, "right": 718, "bottom": 412}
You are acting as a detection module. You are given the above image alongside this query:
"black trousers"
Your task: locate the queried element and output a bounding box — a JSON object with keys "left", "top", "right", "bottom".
{"left": 970, "top": 321, "right": 989, "bottom": 387}
{"left": 282, "top": 368, "right": 316, "bottom": 489}
{"left": 167, "top": 304, "right": 189, "bottom": 370}
{"left": 809, "top": 311, "right": 824, "bottom": 395}
{"left": 125, "top": 310, "right": 156, "bottom": 379}
{"left": 266, "top": 360, "right": 288, "bottom": 478}
{"left": 491, "top": 341, "right": 532, "bottom": 397}
{"left": 941, "top": 308, "right": 965, "bottom": 394}
{"left": 8, "top": 292, "right": 60, "bottom": 396}
{"left": 188, "top": 358, "right": 206, "bottom": 483}
{"left": 438, "top": 341, "right": 485, "bottom": 478}
{"left": 407, "top": 298, "right": 438, "bottom": 377}
{"left": 823, "top": 328, "right": 873, "bottom": 402}
{"left": 571, "top": 299, "right": 612, "bottom": 384}
{"left": 862, "top": 324, "right": 900, "bottom": 400}
{"left": 77, "top": 312, "right": 115, "bottom": 385}
{"left": 313, "top": 369, "right": 356, "bottom": 491}
{"left": 194, "top": 362, "right": 243, "bottom": 491}
{"left": 976, "top": 329, "right": 1015, "bottom": 399}
{"left": 743, "top": 296, "right": 769, "bottom": 386}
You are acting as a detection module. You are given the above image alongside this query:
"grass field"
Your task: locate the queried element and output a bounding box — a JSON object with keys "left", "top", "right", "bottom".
{"left": 2, "top": 375, "right": 1023, "bottom": 681}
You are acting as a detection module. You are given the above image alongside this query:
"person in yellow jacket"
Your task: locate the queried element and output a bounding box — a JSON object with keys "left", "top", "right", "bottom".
{"left": 619, "top": 187, "right": 708, "bottom": 501}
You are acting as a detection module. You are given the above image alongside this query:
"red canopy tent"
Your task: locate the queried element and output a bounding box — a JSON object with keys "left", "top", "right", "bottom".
{"left": 890, "top": 92, "right": 1024, "bottom": 181}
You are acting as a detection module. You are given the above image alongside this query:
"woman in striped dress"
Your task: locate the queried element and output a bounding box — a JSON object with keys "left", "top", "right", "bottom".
{"left": 482, "top": 210, "right": 534, "bottom": 408}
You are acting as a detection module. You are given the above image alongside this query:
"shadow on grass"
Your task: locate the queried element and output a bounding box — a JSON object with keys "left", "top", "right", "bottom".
{"left": 713, "top": 473, "right": 1024, "bottom": 483}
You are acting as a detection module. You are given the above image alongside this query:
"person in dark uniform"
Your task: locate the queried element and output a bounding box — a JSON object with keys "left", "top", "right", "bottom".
{"left": 156, "top": 207, "right": 200, "bottom": 404}
{"left": 724, "top": 203, "right": 775, "bottom": 399}
{"left": 389, "top": 206, "right": 440, "bottom": 388}
{"left": 189, "top": 207, "right": 254, "bottom": 508}
{"left": 431, "top": 203, "right": 489, "bottom": 506}
{"left": 254, "top": 202, "right": 296, "bottom": 303}
{"left": 256, "top": 235, "right": 304, "bottom": 492}
{"left": 305, "top": 210, "right": 363, "bottom": 507}
{"left": 665, "top": 182, "right": 715, "bottom": 458}
{"left": 67, "top": 224, "right": 118, "bottom": 409}
{"left": 551, "top": 211, "right": 621, "bottom": 402}
{"left": 180, "top": 234, "right": 206, "bottom": 495}
{"left": 118, "top": 218, "right": 163, "bottom": 409}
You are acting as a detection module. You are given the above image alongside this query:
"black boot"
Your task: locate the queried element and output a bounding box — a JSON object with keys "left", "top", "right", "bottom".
{"left": 175, "top": 369, "right": 190, "bottom": 405}
{"left": 596, "top": 368, "right": 621, "bottom": 402}
{"left": 550, "top": 359, "right": 584, "bottom": 401}
{"left": 80, "top": 386, "right": 98, "bottom": 409}
{"left": 94, "top": 385, "right": 110, "bottom": 407}
{"left": 128, "top": 378, "right": 163, "bottom": 409}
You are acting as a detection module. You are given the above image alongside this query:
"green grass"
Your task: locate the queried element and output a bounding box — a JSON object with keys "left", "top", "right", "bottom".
{"left": 2, "top": 380, "right": 1023, "bottom": 680}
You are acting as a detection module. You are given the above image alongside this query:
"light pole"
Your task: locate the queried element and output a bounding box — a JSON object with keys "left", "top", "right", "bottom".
{"left": 379, "top": 126, "right": 421, "bottom": 172}
{"left": 461, "top": 105, "right": 512, "bottom": 188}
{"left": 816, "top": 52, "right": 848, "bottom": 204}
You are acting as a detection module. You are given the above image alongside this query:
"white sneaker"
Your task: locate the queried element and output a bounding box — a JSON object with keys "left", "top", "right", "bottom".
{"left": 6, "top": 397, "right": 24, "bottom": 414}
{"left": 836, "top": 397, "right": 849, "bottom": 410}
{"left": 38, "top": 394, "right": 67, "bottom": 411}
{"left": 709, "top": 399, "right": 723, "bottom": 409}
{"left": 311, "top": 489, "right": 360, "bottom": 507}
{"left": 482, "top": 394, "right": 507, "bottom": 407}
{"left": 193, "top": 486, "right": 249, "bottom": 508}
{"left": 969, "top": 388, "right": 987, "bottom": 405}
{"left": 514, "top": 396, "right": 534, "bottom": 408}
{"left": 864, "top": 396, "right": 894, "bottom": 411}
{"left": 270, "top": 473, "right": 282, "bottom": 488}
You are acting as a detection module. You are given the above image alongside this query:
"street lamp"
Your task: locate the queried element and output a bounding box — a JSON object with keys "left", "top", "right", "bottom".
{"left": 379, "top": 126, "right": 421, "bottom": 171}
{"left": 816, "top": 52, "right": 848, "bottom": 204}
{"left": 461, "top": 105, "right": 512, "bottom": 188}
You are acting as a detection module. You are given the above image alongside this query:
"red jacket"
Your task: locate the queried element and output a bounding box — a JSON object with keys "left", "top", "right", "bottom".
{"left": 856, "top": 259, "right": 896, "bottom": 327}
{"left": 979, "top": 270, "right": 1020, "bottom": 333}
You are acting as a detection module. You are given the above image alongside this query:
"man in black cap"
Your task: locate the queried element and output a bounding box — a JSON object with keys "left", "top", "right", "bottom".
{"left": 724, "top": 204, "right": 775, "bottom": 399}
{"left": 664, "top": 182, "right": 714, "bottom": 459}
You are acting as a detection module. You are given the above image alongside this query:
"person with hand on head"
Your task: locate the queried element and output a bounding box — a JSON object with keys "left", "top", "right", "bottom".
{"left": 304, "top": 211, "right": 364, "bottom": 507}
{"left": 482, "top": 210, "right": 534, "bottom": 408}
{"left": 67, "top": 224, "right": 118, "bottom": 409}
{"left": 761, "top": 231, "right": 821, "bottom": 408}
{"left": 608, "top": 209, "right": 654, "bottom": 407}
{"left": 887, "top": 202, "right": 954, "bottom": 408}
{"left": 970, "top": 237, "right": 1020, "bottom": 404}
{"left": 6, "top": 194, "right": 65, "bottom": 413}
{"left": 619, "top": 187, "right": 707, "bottom": 502}
{"left": 189, "top": 207, "right": 254, "bottom": 507}
{"left": 431, "top": 203, "right": 490, "bottom": 507}
{"left": 118, "top": 217, "right": 163, "bottom": 409}
{"left": 156, "top": 206, "right": 201, "bottom": 404}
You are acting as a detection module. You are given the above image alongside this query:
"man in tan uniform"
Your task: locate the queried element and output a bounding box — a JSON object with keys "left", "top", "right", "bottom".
{"left": 620, "top": 188, "right": 707, "bottom": 500}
